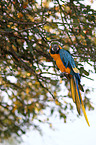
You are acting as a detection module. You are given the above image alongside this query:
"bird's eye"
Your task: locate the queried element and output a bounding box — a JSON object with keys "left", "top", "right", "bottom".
{"left": 52, "top": 47, "right": 54, "bottom": 51}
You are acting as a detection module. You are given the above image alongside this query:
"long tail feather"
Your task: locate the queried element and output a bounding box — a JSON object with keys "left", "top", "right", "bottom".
{"left": 75, "top": 77, "right": 90, "bottom": 126}
{"left": 70, "top": 77, "right": 75, "bottom": 103}
{"left": 75, "top": 83, "right": 81, "bottom": 115}
{"left": 70, "top": 77, "right": 81, "bottom": 114}
{"left": 75, "top": 78, "right": 81, "bottom": 102}
{"left": 80, "top": 93, "right": 90, "bottom": 126}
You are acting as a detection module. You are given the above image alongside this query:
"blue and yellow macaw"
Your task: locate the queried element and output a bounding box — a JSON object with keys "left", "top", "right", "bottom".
{"left": 49, "top": 42, "right": 90, "bottom": 126}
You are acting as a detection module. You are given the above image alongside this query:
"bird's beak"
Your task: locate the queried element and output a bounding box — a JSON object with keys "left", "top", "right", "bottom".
{"left": 53, "top": 45, "right": 59, "bottom": 52}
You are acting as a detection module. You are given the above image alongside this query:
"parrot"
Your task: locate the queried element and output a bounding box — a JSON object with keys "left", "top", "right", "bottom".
{"left": 49, "top": 42, "right": 90, "bottom": 126}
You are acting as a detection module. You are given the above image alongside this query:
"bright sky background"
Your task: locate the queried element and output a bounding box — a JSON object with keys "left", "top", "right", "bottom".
{"left": 1, "top": 0, "right": 96, "bottom": 145}
{"left": 19, "top": 64, "right": 96, "bottom": 145}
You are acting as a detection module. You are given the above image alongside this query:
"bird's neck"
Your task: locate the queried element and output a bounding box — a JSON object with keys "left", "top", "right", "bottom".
{"left": 50, "top": 53, "right": 60, "bottom": 61}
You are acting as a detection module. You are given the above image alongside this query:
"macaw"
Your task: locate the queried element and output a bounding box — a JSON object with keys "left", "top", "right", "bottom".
{"left": 49, "top": 42, "right": 90, "bottom": 126}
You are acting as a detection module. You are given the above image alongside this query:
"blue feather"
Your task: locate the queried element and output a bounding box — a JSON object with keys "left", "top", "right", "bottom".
{"left": 59, "top": 49, "right": 77, "bottom": 70}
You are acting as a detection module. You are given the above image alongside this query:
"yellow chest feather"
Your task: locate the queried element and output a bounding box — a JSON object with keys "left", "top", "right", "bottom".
{"left": 50, "top": 53, "right": 71, "bottom": 74}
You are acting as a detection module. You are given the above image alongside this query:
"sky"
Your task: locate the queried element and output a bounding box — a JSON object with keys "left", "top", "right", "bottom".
{"left": 20, "top": 111, "right": 96, "bottom": 145}
{"left": 18, "top": 63, "right": 96, "bottom": 145}
{"left": 1, "top": 0, "right": 96, "bottom": 145}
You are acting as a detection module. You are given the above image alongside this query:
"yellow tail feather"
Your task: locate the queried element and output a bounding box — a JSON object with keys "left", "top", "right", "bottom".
{"left": 70, "top": 77, "right": 90, "bottom": 126}
{"left": 70, "top": 77, "right": 75, "bottom": 103}
{"left": 75, "top": 84, "right": 81, "bottom": 115}
{"left": 81, "top": 105, "right": 90, "bottom": 126}
{"left": 70, "top": 77, "right": 81, "bottom": 114}
{"left": 80, "top": 94, "right": 90, "bottom": 126}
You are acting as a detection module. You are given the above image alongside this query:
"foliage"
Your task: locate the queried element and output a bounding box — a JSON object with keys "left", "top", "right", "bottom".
{"left": 0, "top": 0, "right": 96, "bottom": 141}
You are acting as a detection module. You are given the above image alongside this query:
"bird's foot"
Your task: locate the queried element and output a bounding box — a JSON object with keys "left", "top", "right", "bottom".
{"left": 60, "top": 72, "right": 66, "bottom": 78}
{"left": 60, "top": 72, "right": 70, "bottom": 79}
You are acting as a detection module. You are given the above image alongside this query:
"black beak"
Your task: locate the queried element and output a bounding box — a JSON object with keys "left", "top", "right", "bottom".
{"left": 53, "top": 45, "right": 58, "bottom": 52}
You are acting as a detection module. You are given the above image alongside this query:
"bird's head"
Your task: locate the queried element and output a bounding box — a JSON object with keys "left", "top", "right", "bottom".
{"left": 50, "top": 42, "right": 62, "bottom": 54}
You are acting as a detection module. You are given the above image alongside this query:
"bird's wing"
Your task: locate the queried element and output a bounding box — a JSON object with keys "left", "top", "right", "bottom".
{"left": 59, "top": 49, "right": 79, "bottom": 73}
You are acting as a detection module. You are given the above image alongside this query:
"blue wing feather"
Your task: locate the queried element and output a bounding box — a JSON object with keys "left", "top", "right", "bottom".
{"left": 59, "top": 49, "right": 76, "bottom": 69}
{"left": 59, "top": 49, "right": 80, "bottom": 80}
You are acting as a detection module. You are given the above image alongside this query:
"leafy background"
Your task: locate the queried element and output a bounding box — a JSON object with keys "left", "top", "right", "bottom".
{"left": 0, "top": 0, "right": 96, "bottom": 142}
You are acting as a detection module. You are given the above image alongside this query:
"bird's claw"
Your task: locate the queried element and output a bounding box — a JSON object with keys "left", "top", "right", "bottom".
{"left": 60, "top": 72, "right": 66, "bottom": 78}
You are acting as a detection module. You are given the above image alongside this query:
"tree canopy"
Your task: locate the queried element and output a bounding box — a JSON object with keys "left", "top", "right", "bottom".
{"left": 0, "top": 0, "right": 96, "bottom": 142}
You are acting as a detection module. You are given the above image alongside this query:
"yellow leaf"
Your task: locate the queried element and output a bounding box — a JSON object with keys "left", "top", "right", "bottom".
{"left": 55, "top": 100, "right": 60, "bottom": 105}
{"left": 35, "top": 108, "right": 39, "bottom": 113}
{"left": 27, "top": 14, "right": 34, "bottom": 22}
{"left": 12, "top": 44, "right": 17, "bottom": 51}
{"left": 53, "top": 91, "right": 57, "bottom": 97}
{"left": 23, "top": 75, "right": 26, "bottom": 78}
{"left": 94, "top": 38, "right": 96, "bottom": 45}
{"left": 27, "top": 73, "right": 31, "bottom": 77}
{"left": 46, "top": 37, "right": 50, "bottom": 40}
{"left": 35, "top": 81, "right": 39, "bottom": 85}
{"left": 55, "top": 6, "right": 59, "bottom": 11}
{"left": 28, "top": 82, "right": 32, "bottom": 86}
{"left": 62, "top": 4, "right": 65, "bottom": 7}
{"left": 18, "top": 117, "right": 22, "bottom": 120}
{"left": 50, "top": 123, "right": 52, "bottom": 128}
{"left": 26, "top": 87, "right": 30, "bottom": 94}
{"left": 60, "top": 79, "right": 62, "bottom": 84}
{"left": 17, "top": 12, "right": 23, "bottom": 18}
{"left": 12, "top": 107, "right": 16, "bottom": 113}
{"left": 36, "top": 103, "right": 39, "bottom": 107}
